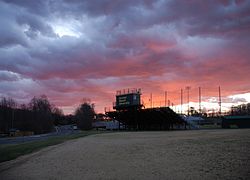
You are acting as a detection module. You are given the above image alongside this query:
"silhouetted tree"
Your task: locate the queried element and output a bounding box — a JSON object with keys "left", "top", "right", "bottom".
{"left": 0, "top": 95, "right": 101, "bottom": 134}
{"left": 75, "top": 101, "right": 95, "bottom": 130}
{"left": 230, "top": 103, "right": 250, "bottom": 115}
{"left": 65, "top": 114, "right": 75, "bottom": 125}
{"left": 28, "top": 95, "right": 54, "bottom": 133}
{"left": 190, "top": 107, "right": 199, "bottom": 116}
{"left": 0, "top": 97, "right": 17, "bottom": 133}
{"left": 51, "top": 105, "right": 65, "bottom": 125}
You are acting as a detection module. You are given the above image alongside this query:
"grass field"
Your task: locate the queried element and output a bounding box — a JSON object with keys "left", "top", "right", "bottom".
{"left": 0, "top": 130, "right": 106, "bottom": 163}
{"left": 1, "top": 129, "right": 249, "bottom": 179}
{"left": 199, "top": 124, "right": 221, "bottom": 129}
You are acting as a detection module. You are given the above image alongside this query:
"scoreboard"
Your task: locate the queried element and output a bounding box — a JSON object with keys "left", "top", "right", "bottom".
{"left": 115, "top": 93, "right": 141, "bottom": 109}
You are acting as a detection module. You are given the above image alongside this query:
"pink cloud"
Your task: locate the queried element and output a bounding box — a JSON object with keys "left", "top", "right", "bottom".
{"left": 0, "top": 0, "right": 250, "bottom": 114}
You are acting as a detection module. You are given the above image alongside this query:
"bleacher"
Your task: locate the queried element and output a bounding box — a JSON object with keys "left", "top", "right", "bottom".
{"left": 106, "top": 107, "right": 186, "bottom": 130}
{"left": 106, "top": 89, "right": 186, "bottom": 130}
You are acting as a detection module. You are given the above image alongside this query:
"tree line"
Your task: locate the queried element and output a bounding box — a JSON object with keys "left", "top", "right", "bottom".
{"left": 230, "top": 103, "right": 250, "bottom": 116}
{"left": 0, "top": 95, "right": 95, "bottom": 134}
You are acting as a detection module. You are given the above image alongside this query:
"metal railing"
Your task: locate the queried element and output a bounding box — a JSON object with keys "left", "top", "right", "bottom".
{"left": 116, "top": 88, "right": 141, "bottom": 95}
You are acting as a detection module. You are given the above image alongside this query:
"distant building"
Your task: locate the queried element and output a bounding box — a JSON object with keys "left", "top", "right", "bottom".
{"left": 222, "top": 116, "right": 250, "bottom": 128}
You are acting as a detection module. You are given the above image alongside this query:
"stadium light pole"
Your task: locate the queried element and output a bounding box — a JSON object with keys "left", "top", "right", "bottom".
{"left": 165, "top": 91, "right": 167, "bottom": 107}
{"left": 218, "top": 86, "right": 222, "bottom": 116}
{"left": 199, "top": 87, "right": 201, "bottom": 114}
{"left": 186, "top": 86, "right": 191, "bottom": 116}
{"left": 150, "top": 93, "right": 153, "bottom": 108}
{"left": 181, "top": 89, "right": 183, "bottom": 114}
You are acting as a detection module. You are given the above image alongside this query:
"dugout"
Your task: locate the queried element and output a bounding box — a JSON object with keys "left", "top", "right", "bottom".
{"left": 222, "top": 116, "right": 250, "bottom": 128}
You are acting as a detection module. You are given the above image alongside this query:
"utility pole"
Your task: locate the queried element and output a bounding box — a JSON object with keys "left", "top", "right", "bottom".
{"left": 218, "top": 86, "right": 222, "bottom": 116}
{"left": 199, "top": 87, "right": 201, "bottom": 114}
{"left": 181, "top": 88, "right": 183, "bottom": 114}
{"left": 12, "top": 109, "right": 14, "bottom": 129}
{"left": 186, "top": 86, "right": 191, "bottom": 116}
{"left": 165, "top": 91, "right": 167, "bottom": 107}
{"left": 168, "top": 100, "right": 170, "bottom": 107}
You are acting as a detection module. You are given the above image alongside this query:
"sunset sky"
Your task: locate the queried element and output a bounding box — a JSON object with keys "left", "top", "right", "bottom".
{"left": 0, "top": 0, "right": 250, "bottom": 114}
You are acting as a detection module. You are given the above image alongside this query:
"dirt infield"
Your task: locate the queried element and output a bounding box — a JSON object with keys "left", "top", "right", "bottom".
{"left": 1, "top": 129, "right": 250, "bottom": 180}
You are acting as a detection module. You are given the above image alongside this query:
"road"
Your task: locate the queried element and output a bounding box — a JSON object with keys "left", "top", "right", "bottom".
{"left": 0, "top": 125, "right": 80, "bottom": 145}
{"left": 0, "top": 129, "right": 250, "bottom": 179}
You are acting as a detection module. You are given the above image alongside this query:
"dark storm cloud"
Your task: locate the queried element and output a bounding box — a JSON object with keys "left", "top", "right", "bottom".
{"left": 2, "top": 0, "right": 50, "bottom": 16}
{"left": 0, "top": 0, "right": 55, "bottom": 45}
{"left": 0, "top": 2, "right": 27, "bottom": 47}
{"left": 16, "top": 14, "right": 56, "bottom": 38}
{"left": 0, "top": 0, "right": 250, "bottom": 113}
{"left": 58, "top": 0, "right": 154, "bottom": 17}
{"left": 66, "top": 0, "right": 250, "bottom": 38}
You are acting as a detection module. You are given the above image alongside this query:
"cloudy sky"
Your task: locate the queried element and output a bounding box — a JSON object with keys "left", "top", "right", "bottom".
{"left": 0, "top": 0, "right": 250, "bottom": 114}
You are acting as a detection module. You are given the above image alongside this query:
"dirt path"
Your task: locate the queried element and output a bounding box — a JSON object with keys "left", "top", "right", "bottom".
{"left": 1, "top": 129, "right": 250, "bottom": 180}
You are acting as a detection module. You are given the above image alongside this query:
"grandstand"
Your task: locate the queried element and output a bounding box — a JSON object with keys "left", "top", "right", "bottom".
{"left": 106, "top": 88, "right": 186, "bottom": 130}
